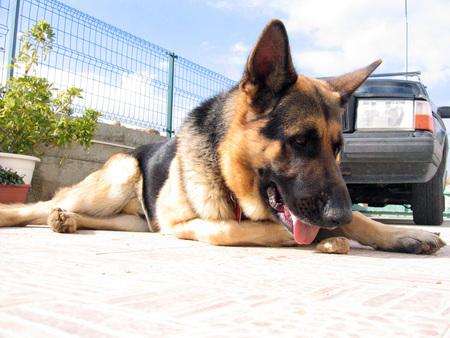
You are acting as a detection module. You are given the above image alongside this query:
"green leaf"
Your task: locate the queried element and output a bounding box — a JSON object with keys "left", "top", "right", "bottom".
{"left": 0, "top": 21, "right": 101, "bottom": 157}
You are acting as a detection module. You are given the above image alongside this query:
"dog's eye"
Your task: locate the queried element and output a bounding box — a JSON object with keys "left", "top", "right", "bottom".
{"left": 291, "top": 137, "right": 306, "bottom": 148}
{"left": 288, "top": 130, "right": 320, "bottom": 157}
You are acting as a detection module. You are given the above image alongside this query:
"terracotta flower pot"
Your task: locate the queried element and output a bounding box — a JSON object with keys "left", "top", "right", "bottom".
{"left": 0, "top": 153, "right": 41, "bottom": 185}
{"left": 0, "top": 184, "right": 31, "bottom": 204}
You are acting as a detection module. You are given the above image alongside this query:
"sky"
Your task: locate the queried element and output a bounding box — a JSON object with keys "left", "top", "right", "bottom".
{"left": 59, "top": 0, "right": 450, "bottom": 108}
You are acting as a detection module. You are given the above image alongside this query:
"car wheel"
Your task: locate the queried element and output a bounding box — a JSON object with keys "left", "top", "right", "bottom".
{"left": 411, "top": 142, "right": 447, "bottom": 226}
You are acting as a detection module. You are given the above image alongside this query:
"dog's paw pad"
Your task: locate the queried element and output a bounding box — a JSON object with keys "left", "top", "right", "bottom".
{"left": 389, "top": 230, "right": 446, "bottom": 255}
{"left": 48, "top": 208, "right": 76, "bottom": 233}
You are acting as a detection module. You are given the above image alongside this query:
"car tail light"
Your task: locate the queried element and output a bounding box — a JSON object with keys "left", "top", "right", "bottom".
{"left": 355, "top": 99, "right": 414, "bottom": 131}
{"left": 355, "top": 99, "right": 434, "bottom": 132}
{"left": 414, "top": 100, "right": 434, "bottom": 132}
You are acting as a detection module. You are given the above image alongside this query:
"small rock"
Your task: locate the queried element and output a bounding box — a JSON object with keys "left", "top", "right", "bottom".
{"left": 316, "top": 237, "right": 350, "bottom": 254}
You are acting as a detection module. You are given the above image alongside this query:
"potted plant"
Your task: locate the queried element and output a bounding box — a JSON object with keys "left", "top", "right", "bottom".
{"left": 0, "top": 165, "right": 29, "bottom": 203}
{"left": 0, "top": 21, "right": 101, "bottom": 188}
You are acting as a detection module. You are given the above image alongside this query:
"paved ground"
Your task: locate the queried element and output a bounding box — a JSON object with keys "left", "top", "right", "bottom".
{"left": 1, "top": 219, "right": 449, "bottom": 337}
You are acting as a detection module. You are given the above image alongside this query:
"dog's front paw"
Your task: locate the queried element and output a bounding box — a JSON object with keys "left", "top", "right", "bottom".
{"left": 48, "top": 208, "right": 77, "bottom": 233}
{"left": 382, "top": 228, "right": 446, "bottom": 255}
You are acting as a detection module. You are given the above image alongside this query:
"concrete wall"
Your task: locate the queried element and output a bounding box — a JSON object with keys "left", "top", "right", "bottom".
{"left": 26, "top": 122, "right": 166, "bottom": 203}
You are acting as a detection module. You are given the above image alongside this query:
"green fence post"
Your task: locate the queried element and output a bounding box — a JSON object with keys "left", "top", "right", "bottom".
{"left": 166, "top": 51, "right": 178, "bottom": 138}
{"left": 6, "top": 0, "right": 21, "bottom": 80}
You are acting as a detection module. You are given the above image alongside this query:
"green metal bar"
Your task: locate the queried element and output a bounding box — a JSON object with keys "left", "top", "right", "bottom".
{"left": 360, "top": 210, "right": 450, "bottom": 218}
{"left": 360, "top": 210, "right": 450, "bottom": 219}
{"left": 166, "top": 52, "right": 178, "bottom": 138}
{"left": 6, "top": 0, "right": 21, "bottom": 80}
{"left": 355, "top": 191, "right": 450, "bottom": 219}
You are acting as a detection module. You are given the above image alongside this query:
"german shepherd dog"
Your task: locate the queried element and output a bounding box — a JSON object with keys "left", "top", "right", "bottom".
{"left": 0, "top": 20, "right": 445, "bottom": 254}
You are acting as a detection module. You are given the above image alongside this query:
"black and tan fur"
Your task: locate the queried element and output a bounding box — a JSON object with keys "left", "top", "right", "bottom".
{"left": 0, "top": 20, "right": 445, "bottom": 254}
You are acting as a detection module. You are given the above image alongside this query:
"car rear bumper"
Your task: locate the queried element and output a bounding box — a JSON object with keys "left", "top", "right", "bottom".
{"left": 340, "top": 131, "right": 443, "bottom": 184}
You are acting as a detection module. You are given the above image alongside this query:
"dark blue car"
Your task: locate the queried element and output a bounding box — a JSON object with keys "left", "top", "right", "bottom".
{"left": 340, "top": 72, "right": 450, "bottom": 225}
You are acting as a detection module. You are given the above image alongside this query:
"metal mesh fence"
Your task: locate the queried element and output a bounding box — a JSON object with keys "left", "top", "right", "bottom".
{"left": 1, "top": 0, "right": 236, "bottom": 134}
{"left": 172, "top": 56, "right": 237, "bottom": 132}
{"left": 0, "top": 0, "right": 10, "bottom": 82}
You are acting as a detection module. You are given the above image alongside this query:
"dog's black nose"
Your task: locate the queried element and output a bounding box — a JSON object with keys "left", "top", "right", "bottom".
{"left": 323, "top": 207, "right": 353, "bottom": 228}
{"left": 323, "top": 189, "right": 353, "bottom": 228}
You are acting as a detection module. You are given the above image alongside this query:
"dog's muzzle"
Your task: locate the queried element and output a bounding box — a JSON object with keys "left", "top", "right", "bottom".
{"left": 267, "top": 185, "right": 320, "bottom": 244}
{"left": 267, "top": 184, "right": 353, "bottom": 245}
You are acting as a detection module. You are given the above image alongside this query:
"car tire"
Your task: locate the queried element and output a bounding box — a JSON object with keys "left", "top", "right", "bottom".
{"left": 411, "top": 142, "right": 447, "bottom": 226}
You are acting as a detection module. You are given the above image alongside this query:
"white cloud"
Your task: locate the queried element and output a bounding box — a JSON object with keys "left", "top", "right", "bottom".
{"left": 29, "top": 64, "right": 170, "bottom": 131}
{"left": 207, "top": 0, "right": 281, "bottom": 13}
{"left": 209, "top": 0, "right": 450, "bottom": 105}
{"left": 232, "top": 41, "right": 250, "bottom": 55}
{"left": 211, "top": 40, "right": 251, "bottom": 81}
{"left": 276, "top": 0, "right": 405, "bottom": 74}
{"left": 229, "top": 41, "right": 251, "bottom": 78}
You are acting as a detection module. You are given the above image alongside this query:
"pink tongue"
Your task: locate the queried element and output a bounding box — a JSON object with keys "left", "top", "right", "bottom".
{"left": 292, "top": 215, "right": 320, "bottom": 245}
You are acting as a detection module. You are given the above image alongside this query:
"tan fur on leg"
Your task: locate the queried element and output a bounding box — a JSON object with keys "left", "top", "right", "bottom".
{"left": 318, "top": 211, "right": 446, "bottom": 254}
{"left": 168, "top": 218, "right": 296, "bottom": 247}
{"left": 48, "top": 208, "right": 149, "bottom": 233}
{"left": 0, "top": 153, "right": 151, "bottom": 232}
{"left": 0, "top": 201, "right": 54, "bottom": 227}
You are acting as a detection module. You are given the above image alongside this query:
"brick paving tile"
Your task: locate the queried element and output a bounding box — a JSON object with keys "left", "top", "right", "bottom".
{"left": 0, "top": 220, "right": 449, "bottom": 337}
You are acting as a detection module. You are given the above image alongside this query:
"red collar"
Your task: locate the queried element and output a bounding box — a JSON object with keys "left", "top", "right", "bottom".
{"left": 231, "top": 194, "right": 242, "bottom": 224}
{"left": 235, "top": 202, "right": 242, "bottom": 224}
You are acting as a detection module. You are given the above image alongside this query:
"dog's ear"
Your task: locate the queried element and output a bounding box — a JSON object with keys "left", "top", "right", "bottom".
{"left": 240, "top": 19, "right": 298, "bottom": 107}
{"left": 328, "top": 59, "right": 382, "bottom": 105}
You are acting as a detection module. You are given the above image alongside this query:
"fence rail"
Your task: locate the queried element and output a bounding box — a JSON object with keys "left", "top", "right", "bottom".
{"left": 1, "top": 0, "right": 236, "bottom": 135}
{"left": 356, "top": 190, "right": 450, "bottom": 219}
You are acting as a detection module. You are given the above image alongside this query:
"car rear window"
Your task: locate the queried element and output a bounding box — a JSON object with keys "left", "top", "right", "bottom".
{"left": 356, "top": 80, "right": 425, "bottom": 96}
